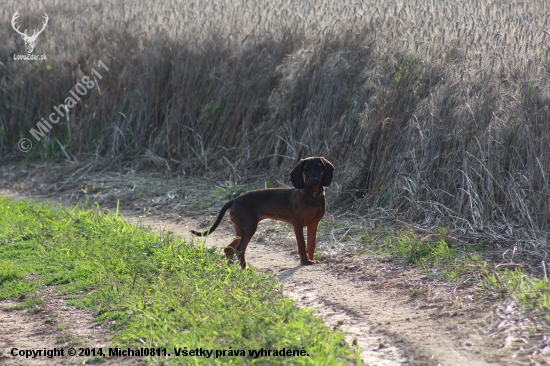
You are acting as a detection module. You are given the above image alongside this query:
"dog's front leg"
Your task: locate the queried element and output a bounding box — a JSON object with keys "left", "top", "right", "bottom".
{"left": 293, "top": 224, "right": 313, "bottom": 265}
{"left": 306, "top": 221, "right": 320, "bottom": 263}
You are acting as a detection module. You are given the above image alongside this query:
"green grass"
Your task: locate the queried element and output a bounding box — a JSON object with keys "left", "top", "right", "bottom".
{"left": 371, "top": 230, "right": 475, "bottom": 274}
{"left": 367, "top": 228, "right": 485, "bottom": 283}
{"left": 0, "top": 197, "right": 351, "bottom": 365}
{"left": 481, "top": 269, "right": 550, "bottom": 315}
{"left": 189, "top": 184, "right": 261, "bottom": 210}
{"left": 362, "top": 228, "right": 550, "bottom": 319}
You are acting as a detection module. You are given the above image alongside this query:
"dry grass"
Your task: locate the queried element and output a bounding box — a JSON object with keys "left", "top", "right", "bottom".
{"left": 1, "top": 1, "right": 550, "bottom": 268}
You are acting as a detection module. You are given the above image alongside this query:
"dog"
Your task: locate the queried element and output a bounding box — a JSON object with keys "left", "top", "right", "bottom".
{"left": 191, "top": 157, "right": 334, "bottom": 268}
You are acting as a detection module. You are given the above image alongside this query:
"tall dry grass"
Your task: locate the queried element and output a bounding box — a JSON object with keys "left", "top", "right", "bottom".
{"left": 1, "top": 0, "right": 550, "bottom": 260}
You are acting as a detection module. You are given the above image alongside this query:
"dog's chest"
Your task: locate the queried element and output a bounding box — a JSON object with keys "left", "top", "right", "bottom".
{"left": 303, "top": 200, "right": 325, "bottom": 221}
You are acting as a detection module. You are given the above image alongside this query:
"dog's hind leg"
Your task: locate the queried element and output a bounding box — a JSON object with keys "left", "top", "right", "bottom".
{"left": 224, "top": 222, "right": 241, "bottom": 263}
{"left": 234, "top": 223, "right": 258, "bottom": 269}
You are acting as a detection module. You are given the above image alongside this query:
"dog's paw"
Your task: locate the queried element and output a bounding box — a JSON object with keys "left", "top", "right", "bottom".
{"left": 301, "top": 259, "right": 320, "bottom": 265}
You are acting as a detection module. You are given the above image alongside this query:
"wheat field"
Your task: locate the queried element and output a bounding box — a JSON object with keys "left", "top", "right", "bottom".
{"left": 1, "top": 0, "right": 550, "bottom": 260}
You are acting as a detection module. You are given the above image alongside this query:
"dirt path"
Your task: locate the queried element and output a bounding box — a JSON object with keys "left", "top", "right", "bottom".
{"left": 127, "top": 214, "right": 505, "bottom": 366}
{"left": 0, "top": 176, "right": 541, "bottom": 365}
{"left": 0, "top": 296, "right": 127, "bottom": 366}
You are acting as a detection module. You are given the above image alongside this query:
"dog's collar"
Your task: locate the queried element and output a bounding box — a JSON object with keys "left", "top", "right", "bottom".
{"left": 304, "top": 187, "right": 325, "bottom": 198}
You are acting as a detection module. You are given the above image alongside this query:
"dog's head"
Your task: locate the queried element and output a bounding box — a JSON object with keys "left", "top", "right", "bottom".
{"left": 290, "top": 157, "right": 334, "bottom": 189}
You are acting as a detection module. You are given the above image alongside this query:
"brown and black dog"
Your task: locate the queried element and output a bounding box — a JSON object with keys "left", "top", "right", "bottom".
{"left": 191, "top": 157, "right": 334, "bottom": 268}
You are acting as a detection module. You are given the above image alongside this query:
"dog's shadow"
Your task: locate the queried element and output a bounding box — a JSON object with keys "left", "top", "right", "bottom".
{"left": 276, "top": 265, "right": 303, "bottom": 281}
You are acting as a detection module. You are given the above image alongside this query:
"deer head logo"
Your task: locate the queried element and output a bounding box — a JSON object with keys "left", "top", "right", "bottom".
{"left": 12, "top": 11, "right": 49, "bottom": 54}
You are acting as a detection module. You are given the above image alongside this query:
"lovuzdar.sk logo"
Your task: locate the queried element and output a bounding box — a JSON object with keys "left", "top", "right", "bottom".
{"left": 12, "top": 10, "right": 48, "bottom": 61}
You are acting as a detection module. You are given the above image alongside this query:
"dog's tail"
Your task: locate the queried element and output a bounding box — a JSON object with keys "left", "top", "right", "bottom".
{"left": 190, "top": 200, "right": 234, "bottom": 237}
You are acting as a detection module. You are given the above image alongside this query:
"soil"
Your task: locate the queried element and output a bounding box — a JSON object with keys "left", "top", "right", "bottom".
{"left": 0, "top": 295, "right": 130, "bottom": 366}
{"left": 0, "top": 163, "right": 548, "bottom": 365}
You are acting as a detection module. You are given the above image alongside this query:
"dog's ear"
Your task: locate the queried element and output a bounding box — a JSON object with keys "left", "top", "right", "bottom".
{"left": 290, "top": 159, "right": 306, "bottom": 189}
{"left": 320, "top": 157, "right": 334, "bottom": 187}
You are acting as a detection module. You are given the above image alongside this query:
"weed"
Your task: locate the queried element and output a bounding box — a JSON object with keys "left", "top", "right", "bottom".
{"left": 394, "top": 69, "right": 407, "bottom": 83}
{"left": 403, "top": 54, "right": 416, "bottom": 64}
{"left": 359, "top": 230, "right": 372, "bottom": 244}
{"left": 378, "top": 186, "right": 391, "bottom": 207}
{"left": 381, "top": 232, "right": 454, "bottom": 265}
{"left": 201, "top": 99, "right": 227, "bottom": 122}
{"left": 214, "top": 184, "right": 250, "bottom": 200}
{"left": 406, "top": 288, "right": 427, "bottom": 297}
